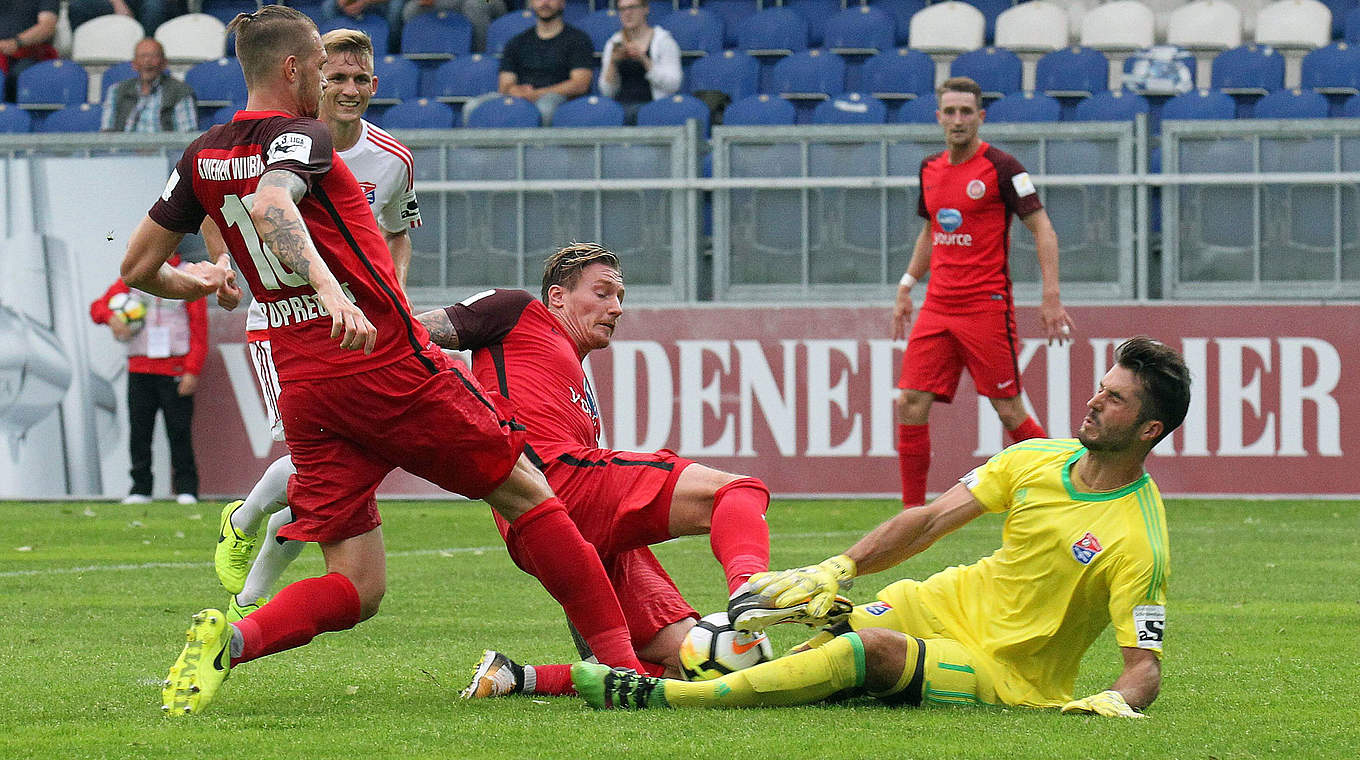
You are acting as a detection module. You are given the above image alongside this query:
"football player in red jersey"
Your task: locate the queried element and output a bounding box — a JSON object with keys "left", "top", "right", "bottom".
{"left": 121, "top": 4, "right": 642, "bottom": 716}
{"left": 890, "top": 76, "right": 1076, "bottom": 510}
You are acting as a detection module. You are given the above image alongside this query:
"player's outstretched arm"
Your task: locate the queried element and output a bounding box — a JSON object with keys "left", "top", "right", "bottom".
{"left": 1062, "top": 647, "right": 1160, "bottom": 717}
{"left": 414, "top": 308, "right": 461, "bottom": 350}
{"left": 1020, "top": 208, "right": 1073, "bottom": 345}
{"left": 121, "top": 216, "right": 222, "bottom": 301}
{"left": 384, "top": 230, "right": 412, "bottom": 292}
{"left": 252, "top": 170, "right": 376, "bottom": 354}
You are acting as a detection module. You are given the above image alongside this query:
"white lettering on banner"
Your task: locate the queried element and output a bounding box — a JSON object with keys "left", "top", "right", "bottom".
{"left": 218, "top": 343, "right": 278, "bottom": 458}
{"left": 1176, "top": 338, "right": 1211, "bottom": 456}
{"left": 678, "top": 341, "right": 735, "bottom": 456}
{"left": 1278, "top": 338, "right": 1341, "bottom": 456}
{"left": 805, "top": 340, "right": 862, "bottom": 457}
{"left": 610, "top": 341, "right": 671, "bottom": 451}
{"left": 868, "top": 340, "right": 904, "bottom": 456}
{"left": 1219, "top": 338, "right": 1276, "bottom": 456}
{"left": 736, "top": 340, "right": 798, "bottom": 457}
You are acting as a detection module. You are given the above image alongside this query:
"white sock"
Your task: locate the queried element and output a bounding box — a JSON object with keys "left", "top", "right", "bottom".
{"left": 231, "top": 455, "right": 295, "bottom": 536}
{"left": 522, "top": 665, "right": 537, "bottom": 693}
{"left": 229, "top": 625, "right": 244, "bottom": 660}
{"left": 236, "top": 507, "right": 304, "bottom": 606}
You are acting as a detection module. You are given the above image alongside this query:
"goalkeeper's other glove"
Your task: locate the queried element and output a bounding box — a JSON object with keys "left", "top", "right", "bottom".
{"left": 1061, "top": 690, "right": 1146, "bottom": 718}
{"left": 746, "top": 554, "right": 857, "bottom": 619}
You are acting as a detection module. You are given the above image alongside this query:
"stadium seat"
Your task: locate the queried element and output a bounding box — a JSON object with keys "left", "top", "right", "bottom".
{"left": 465, "top": 95, "right": 541, "bottom": 128}
{"left": 1048, "top": 0, "right": 1091, "bottom": 40}
{"left": 721, "top": 93, "right": 797, "bottom": 125}
{"left": 16, "top": 60, "right": 88, "bottom": 111}
{"left": 400, "top": 11, "right": 473, "bottom": 61}
{"left": 824, "top": 6, "right": 897, "bottom": 57}
{"left": 636, "top": 93, "right": 711, "bottom": 135}
{"left": 910, "top": 2, "right": 986, "bottom": 54}
{"left": 1254, "top": 0, "right": 1332, "bottom": 87}
{"left": 486, "top": 10, "right": 535, "bottom": 57}
{"left": 319, "top": 13, "right": 391, "bottom": 56}
{"left": 1251, "top": 87, "right": 1330, "bottom": 117}
{"left": 784, "top": 0, "right": 845, "bottom": 47}
{"left": 201, "top": 1, "right": 258, "bottom": 26}
{"left": 155, "top": 13, "right": 229, "bottom": 64}
{"left": 1161, "top": 88, "right": 1237, "bottom": 119}
{"left": 995, "top": 2, "right": 1068, "bottom": 54}
{"left": 37, "top": 103, "right": 102, "bottom": 132}
{"left": 184, "top": 58, "right": 247, "bottom": 108}
{"left": 71, "top": 14, "right": 145, "bottom": 65}
{"left": 0, "top": 103, "right": 33, "bottom": 134}
{"left": 563, "top": 0, "right": 592, "bottom": 23}
{"left": 430, "top": 54, "right": 499, "bottom": 104}
{"left": 1348, "top": 7, "right": 1360, "bottom": 43}
{"left": 381, "top": 98, "right": 456, "bottom": 129}
{"left": 965, "top": 0, "right": 1017, "bottom": 44}
{"left": 1167, "top": 0, "right": 1244, "bottom": 87}
{"left": 1300, "top": 42, "right": 1360, "bottom": 96}
{"left": 770, "top": 49, "right": 846, "bottom": 122}
{"left": 949, "top": 47, "right": 1023, "bottom": 100}
{"left": 702, "top": 0, "right": 760, "bottom": 47}
{"left": 1343, "top": 92, "right": 1360, "bottom": 115}
{"left": 1212, "top": 43, "right": 1286, "bottom": 94}
{"left": 1070, "top": 89, "right": 1150, "bottom": 120}
{"left": 892, "top": 92, "right": 939, "bottom": 122}
{"left": 209, "top": 103, "right": 241, "bottom": 126}
{"left": 810, "top": 92, "right": 888, "bottom": 124}
{"left": 1036, "top": 46, "right": 1109, "bottom": 97}
{"left": 736, "top": 7, "right": 810, "bottom": 57}
{"left": 550, "top": 94, "right": 625, "bottom": 127}
{"left": 579, "top": 10, "right": 622, "bottom": 54}
{"left": 870, "top": 0, "right": 926, "bottom": 46}
{"left": 99, "top": 61, "right": 138, "bottom": 98}
{"left": 1317, "top": 0, "right": 1357, "bottom": 38}
{"left": 1079, "top": 1, "right": 1155, "bottom": 90}
{"left": 371, "top": 55, "right": 421, "bottom": 106}
{"left": 660, "top": 8, "right": 726, "bottom": 60}
{"left": 984, "top": 90, "right": 1063, "bottom": 121}
{"left": 686, "top": 50, "right": 761, "bottom": 102}
{"left": 861, "top": 48, "right": 936, "bottom": 109}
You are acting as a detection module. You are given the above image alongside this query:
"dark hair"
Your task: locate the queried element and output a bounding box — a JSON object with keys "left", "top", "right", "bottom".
{"left": 227, "top": 5, "right": 317, "bottom": 88}
{"left": 1115, "top": 336, "right": 1191, "bottom": 445}
{"left": 540, "top": 243, "right": 621, "bottom": 303}
{"left": 936, "top": 76, "right": 983, "bottom": 105}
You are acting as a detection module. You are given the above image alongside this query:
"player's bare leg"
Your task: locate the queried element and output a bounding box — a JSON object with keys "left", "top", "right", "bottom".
{"left": 667, "top": 465, "right": 770, "bottom": 593}
{"left": 991, "top": 395, "right": 1046, "bottom": 443}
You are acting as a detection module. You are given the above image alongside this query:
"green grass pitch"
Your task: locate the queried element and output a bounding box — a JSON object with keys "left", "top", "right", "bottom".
{"left": 2, "top": 497, "right": 1355, "bottom": 759}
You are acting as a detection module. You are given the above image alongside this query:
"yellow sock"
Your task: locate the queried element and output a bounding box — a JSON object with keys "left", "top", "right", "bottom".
{"left": 662, "top": 633, "right": 865, "bottom": 707}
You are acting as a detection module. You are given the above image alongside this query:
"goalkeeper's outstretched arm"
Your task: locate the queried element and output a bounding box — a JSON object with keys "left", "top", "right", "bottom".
{"left": 844, "top": 482, "right": 984, "bottom": 576}
{"left": 1109, "top": 646, "right": 1161, "bottom": 709}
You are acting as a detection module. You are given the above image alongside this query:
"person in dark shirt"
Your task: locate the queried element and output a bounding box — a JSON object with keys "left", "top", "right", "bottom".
{"left": 463, "top": 0, "right": 592, "bottom": 126}
{"left": 0, "top": 0, "right": 58, "bottom": 103}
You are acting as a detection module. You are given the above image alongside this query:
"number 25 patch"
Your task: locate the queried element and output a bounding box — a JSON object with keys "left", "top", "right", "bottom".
{"left": 1133, "top": 604, "right": 1165, "bottom": 648}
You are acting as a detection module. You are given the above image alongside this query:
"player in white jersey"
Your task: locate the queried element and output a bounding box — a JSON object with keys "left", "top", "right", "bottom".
{"left": 215, "top": 28, "right": 421, "bottom": 619}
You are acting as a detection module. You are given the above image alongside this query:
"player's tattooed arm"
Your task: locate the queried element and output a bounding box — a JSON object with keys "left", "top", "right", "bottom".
{"left": 254, "top": 170, "right": 313, "bottom": 280}
{"left": 415, "top": 308, "right": 461, "bottom": 350}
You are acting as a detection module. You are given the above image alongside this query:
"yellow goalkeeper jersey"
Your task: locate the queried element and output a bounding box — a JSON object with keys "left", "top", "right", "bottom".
{"left": 916, "top": 438, "right": 1169, "bottom": 707}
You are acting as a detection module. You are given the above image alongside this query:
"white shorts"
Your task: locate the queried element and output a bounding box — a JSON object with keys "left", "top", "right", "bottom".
{"left": 248, "top": 334, "right": 286, "bottom": 442}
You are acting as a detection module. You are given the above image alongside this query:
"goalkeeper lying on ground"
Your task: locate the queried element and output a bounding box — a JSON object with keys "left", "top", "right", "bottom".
{"left": 574, "top": 337, "right": 1190, "bottom": 718}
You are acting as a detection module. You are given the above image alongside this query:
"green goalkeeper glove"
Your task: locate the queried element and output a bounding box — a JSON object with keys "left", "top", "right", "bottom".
{"left": 746, "top": 554, "right": 856, "bottom": 619}
{"left": 1061, "top": 690, "right": 1146, "bottom": 718}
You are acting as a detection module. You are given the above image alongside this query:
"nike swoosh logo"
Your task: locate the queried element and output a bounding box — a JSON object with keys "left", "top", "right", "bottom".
{"left": 214, "top": 643, "right": 229, "bottom": 672}
{"left": 730, "top": 636, "right": 767, "bottom": 655}
{"left": 996, "top": 380, "right": 1015, "bottom": 389}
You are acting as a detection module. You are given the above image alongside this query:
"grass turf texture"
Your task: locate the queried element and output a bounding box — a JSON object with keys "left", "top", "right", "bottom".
{"left": 2, "top": 498, "right": 1355, "bottom": 759}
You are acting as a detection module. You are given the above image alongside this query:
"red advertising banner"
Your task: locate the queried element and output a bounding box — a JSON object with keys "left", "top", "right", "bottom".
{"left": 196, "top": 303, "right": 1356, "bottom": 498}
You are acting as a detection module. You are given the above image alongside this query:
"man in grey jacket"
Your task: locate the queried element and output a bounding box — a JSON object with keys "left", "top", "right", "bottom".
{"left": 101, "top": 37, "right": 197, "bottom": 132}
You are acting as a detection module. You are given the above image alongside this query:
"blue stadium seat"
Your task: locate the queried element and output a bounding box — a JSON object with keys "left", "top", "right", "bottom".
{"left": 1317, "top": 0, "right": 1356, "bottom": 38}
{"left": 722, "top": 93, "right": 797, "bottom": 125}
{"left": 810, "top": 92, "right": 888, "bottom": 124}
{"left": 686, "top": 50, "right": 761, "bottom": 102}
{"left": 949, "top": 46, "right": 1023, "bottom": 100}
{"left": 320, "top": 13, "right": 391, "bottom": 56}
{"left": 892, "top": 92, "right": 938, "bottom": 123}
{"left": 430, "top": 54, "right": 499, "bottom": 103}
{"left": 564, "top": 0, "right": 592, "bottom": 24}
{"left": 771, "top": 49, "right": 847, "bottom": 123}
{"left": 1348, "top": 7, "right": 1360, "bottom": 43}
{"left": 870, "top": 0, "right": 925, "bottom": 46}
{"left": 466, "top": 95, "right": 540, "bottom": 128}
{"left": 637, "top": 93, "right": 711, "bottom": 135}
{"left": 736, "top": 7, "right": 810, "bottom": 92}
{"left": 784, "top": 0, "right": 844, "bottom": 47}
{"left": 1300, "top": 42, "right": 1360, "bottom": 96}
{"left": 984, "top": 91, "right": 1062, "bottom": 122}
{"left": 1035, "top": 46, "right": 1108, "bottom": 98}
{"left": 401, "top": 11, "right": 473, "bottom": 61}
{"left": 99, "top": 60, "right": 137, "bottom": 95}
{"left": 16, "top": 60, "right": 88, "bottom": 111}
{"left": 861, "top": 48, "right": 934, "bottom": 113}
{"left": 486, "top": 10, "right": 535, "bottom": 57}
{"left": 1070, "top": 90, "right": 1150, "bottom": 121}
{"left": 824, "top": 6, "right": 897, "bottom": 57}
{"left": 0, "top": 103, "right": 33, "bottom": 133}
{"left": 1251, "top": 88, "right": 1330, "bottom": 118}
{"left": 381, "top": 98, "right": 456, "bottom": 128}
{"left": 185, "top": 57, "right": 246, "bottom": 108}
{"left": 372, "top": 55, "right": 421, "bottom": 105}
{"left": 1211, "top": 43, "right": 1286, "bottom": 117}
{"left": 1343, "top": 92, "right": 1360, "bottom": 115}
{"left": 551, "top": 94, "right": 625, "bottom": 127}
{"left": 201, "top": 1, "right": 257, "bottom": 27}
{"left": 701, "top": 0, "right": 760, "bottom": 47}
{"left": 37, "top": 103, "right": 102, "bottom": 132}
{"left": 579, "top": 10, "right": 622, "bottom": 54}
{"left": 963, "top": 0, "right": 1013, "bottom": 44}
{"left": 1160, "top": 89, "right": 1237, "bottom": 120}
{"left": 660, "top": 8, "right": 725, "bottom": 59}
{"left": 209, "top": 103, "right": 241, "bottom": 126}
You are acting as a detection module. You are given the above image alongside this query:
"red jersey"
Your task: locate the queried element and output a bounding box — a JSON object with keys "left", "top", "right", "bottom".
{"left": 444, "top": 289, "right": 599, "bottom": 461}
{"left": 916, "top": 141, "right": 1042, "bottom": 313}
{"left": 148, "top": 110, "right": 434, "bottom": 382}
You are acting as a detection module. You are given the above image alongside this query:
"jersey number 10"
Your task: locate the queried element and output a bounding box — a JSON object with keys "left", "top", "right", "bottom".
{"left": 219, "top": 193, "right": 309, "bottom": 291}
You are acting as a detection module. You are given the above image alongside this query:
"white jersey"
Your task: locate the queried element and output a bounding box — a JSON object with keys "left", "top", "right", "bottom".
{"left": 246, "top": 119, "right": 420, "bottom": 331}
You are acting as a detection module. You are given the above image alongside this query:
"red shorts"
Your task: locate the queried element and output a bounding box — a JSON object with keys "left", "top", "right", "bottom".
{"left": 606, "top": 548, "right": 700, "bottom": 649}
{"left": 278, "top": 355, "right": 524, "bottom": 543}
{"left": 898, "top": 305, "right": 1023, "bottom": 403}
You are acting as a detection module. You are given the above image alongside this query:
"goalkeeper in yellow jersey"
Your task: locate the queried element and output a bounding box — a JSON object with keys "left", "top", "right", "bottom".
{"left": 573, "top": 336, "right": 1190, "bottom": 718}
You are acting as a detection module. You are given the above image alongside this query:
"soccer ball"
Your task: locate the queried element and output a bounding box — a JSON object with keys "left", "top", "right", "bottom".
{"left": 678, "top": 611, "right": 774, "bottom": 681}
{"left": 107, "top": 292, "right": 147, "bottom": 334}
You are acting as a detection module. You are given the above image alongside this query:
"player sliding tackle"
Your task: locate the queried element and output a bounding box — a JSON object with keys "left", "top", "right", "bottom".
{"left": 575, "top": 337, "right": 1190, "bottom": 718}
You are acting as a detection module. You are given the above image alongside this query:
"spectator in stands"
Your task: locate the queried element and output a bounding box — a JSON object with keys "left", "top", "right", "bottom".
{"left": 322, "top": 0, "right": 404, "bottom": 55}
{"left": 599, "top": 0, "right": 681, "bottom": 125}
{"left": 101, "top": 37, "right": 197, "bottom": 132}
{"left": 464, "top": 0, "right": 592, "bottom": 126}
{"left": 400, "top": 0, "right": 508, "bottom": 53}
{"left": 68, "top": 1, "right": 186, "bottom": 37}
{"left": 0, "top": 0, "right": 58, "bottom": 103}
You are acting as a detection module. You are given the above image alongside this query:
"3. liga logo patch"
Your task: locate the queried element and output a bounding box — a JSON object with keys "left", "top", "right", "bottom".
{"left": 1071, "top": 531, "right": 1103, "bottom": 564}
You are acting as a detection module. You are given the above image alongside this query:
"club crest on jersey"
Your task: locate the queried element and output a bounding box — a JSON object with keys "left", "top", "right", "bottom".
{"left": 358, "top": 181, "right": 377, "bottom": 205}
{"left": 936, "top": 207, "right": 963, "bottom": 232}
{"left": 863, "top": 602, "right": 893, "bottom": 616}
{"left": 1072, "top": 532, "right": 1103, "bottom": 565}
{"left": 966, "top": 179, "right": 986, "bottom": 199}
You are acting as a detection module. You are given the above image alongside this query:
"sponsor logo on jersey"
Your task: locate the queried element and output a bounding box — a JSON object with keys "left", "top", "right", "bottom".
{"left": 1071, "top": 531, "right": 1104, "bottom": 564}
{"left": 863, "top": 602, "right": 893, "bottom": 616}
{"left": 400, "top": 199, "right": 421, "bottom": 221}
{"left": 266, "top": 132, "right": 313, "bottom": 165}
{"left": 1133, "top": 604, "right": 1165, "bottom": 648}
{"left": 966, "top": 179, "right": 986, "bottom": 199}
{"left": 1012, "top": 171, "right": 1037, "bottom": 198}
{"left": 936, "top": 207, "right": 963, "bottom": 232}
{"left": 358, "top": 181, "right": 377, "bottom": 205}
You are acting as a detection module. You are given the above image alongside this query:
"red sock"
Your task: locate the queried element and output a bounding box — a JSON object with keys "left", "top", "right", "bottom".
{"left": 233, "top": 572, "right": 360, "bottom": 666}
{"left": 527, "top": 660, "right": 665, "bottom": 697}
{"left": 506, "top": 499, "right": 643, "bottom": 672}
{"left": 1007, "top": 416, "right": 1047, "bottom": 443}
{"left": 897, "top": 424, "right": 930, "bottom": 508}
{"left": 709, "top": 477, "right": 771, "bottom": 593}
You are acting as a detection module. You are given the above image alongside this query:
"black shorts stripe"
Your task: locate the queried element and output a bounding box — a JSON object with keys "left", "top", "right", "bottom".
{"left": 554, "top": 453, "right": 676, "bottom": 471}
{"left": 877, "top": 636, "right": 927, "bottom": 708}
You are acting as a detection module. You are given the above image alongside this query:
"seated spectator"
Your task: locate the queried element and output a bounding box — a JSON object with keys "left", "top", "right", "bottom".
{"left": 463, "top": 0, "right": 592, "bottom": 126}
{"left": 599, "top": 0, "right": 680, "bottom": 125}
{"left": 323, "top": 0, "right": 403, "bottom": 55}
{"left": 101, "top": 37, "right": 197, "bottom": 132}
{"left": 402, "top": 0, "right": 508, "bottom": 53}
{"left": 69, "top": 1, "right": 187, "bottom": 37}
{"left": 0, "top": 0, "right": 58, "bottom": 103}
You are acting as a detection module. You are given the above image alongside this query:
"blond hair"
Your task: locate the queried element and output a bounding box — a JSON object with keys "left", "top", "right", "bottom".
{"left": 541, "top": 243, "right": 621, "bottom": 303}
{"left": 321, "top": 28, "right": 375, "bottom": 70}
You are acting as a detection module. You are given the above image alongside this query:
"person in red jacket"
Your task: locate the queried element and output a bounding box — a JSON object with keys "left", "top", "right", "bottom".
{"left": 91, "top": 253, "right": 208, "bottom": 505}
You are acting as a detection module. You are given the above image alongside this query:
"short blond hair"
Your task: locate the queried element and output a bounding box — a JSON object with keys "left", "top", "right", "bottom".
{"left": 541, "top": 243, "right": 621, "bottom": 303}
{"left": 321, "top": 28, "right": 375, "bottom": 70}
